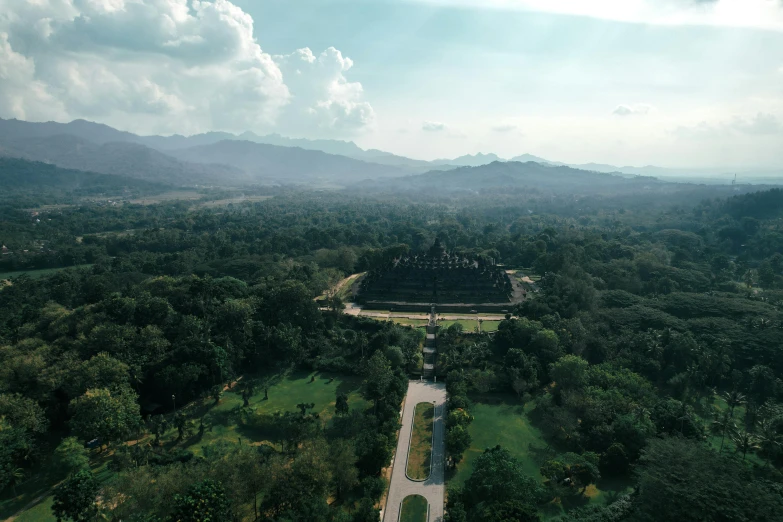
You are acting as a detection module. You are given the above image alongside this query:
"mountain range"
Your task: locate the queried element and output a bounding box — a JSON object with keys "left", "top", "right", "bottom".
{"left": 0, "top": 118, "right": 417, "bottom": 185}
{"left": 0, "top": 134, "right": 247, "bottom": 185}
{"left": 0, "top": 117, "right": 780, "bottom": 186}
{"left": 0, "top": 156, "right": 168, "bottom": 195}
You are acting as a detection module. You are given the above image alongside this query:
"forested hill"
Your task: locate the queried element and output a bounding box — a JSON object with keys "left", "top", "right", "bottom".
{"left": 167, "top": 140, "right": 409, "bottom": 183}
{"left": 0, "top": 117, "right": 139, "bottom": 145}
{"left": 0, "top": 119, "right": 415, "bottom": 185}
{"left": 0, "top": 135, "right": 247, "bottom": 185}
{"left": 358, "top": 161, "right": 660, "bottom": 195}
{"left": 0, "top": 157, "right": 169, "bottom": 195}
{"left": 355, "top": 160, "right": 779, "bottom": 200}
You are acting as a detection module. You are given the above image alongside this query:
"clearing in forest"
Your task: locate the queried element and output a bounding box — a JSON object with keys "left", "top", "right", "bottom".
{"left": 400, "top": 494, "right": 428, "bottom": 522}
{"left": 0, "top": 264, "right": 94, "bottom": 280}
{"left": 176, "top": 371, "right": 368, "bottom": 455}
{"left": 438, "top": 319, "right": 501, "bottom": 332}
{"left": 406, "top": 402, "right": 434, "bottom": 480}
{"left": 450, "top": 395, "right": 633, "bottom": 519}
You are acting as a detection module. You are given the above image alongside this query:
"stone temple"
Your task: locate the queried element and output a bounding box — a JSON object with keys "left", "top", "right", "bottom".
{"left": 357, "top": 239, "right": 523, "bottom": 311}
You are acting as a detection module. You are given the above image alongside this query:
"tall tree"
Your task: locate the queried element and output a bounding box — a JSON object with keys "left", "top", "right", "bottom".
{"left": 69, "top": 387, "right": 141, "bottom": 447}
{"left": 461, "top": 446, "right": 542, "bottom": 521}
{"left": 52, "top": 437, "right": 90, "bottom": 476}
{"left": 171, "top": 479, "right": 234, "bottom": 522}
{"left": 362, "top": 351, "right": 393, "bottom": 413}
{"left": 51, "top": 469, "right": 99, "bottom": 522}
{"left": 634, "top": 437, "right": 783, "bottom": 522}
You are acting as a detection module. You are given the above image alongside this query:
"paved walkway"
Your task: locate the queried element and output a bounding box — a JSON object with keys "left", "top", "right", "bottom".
{"left": 343, "top": 303, "right": 506, "bottom": 321}
{"left": 383, "top": 380, "right": 447, "bottom": 522}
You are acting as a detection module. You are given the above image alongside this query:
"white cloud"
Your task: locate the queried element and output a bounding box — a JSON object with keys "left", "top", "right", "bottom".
{"left": 731, "top": 112, "right": 783, "bottom": 135}
{"left": 674, "top": 112, "right": 783, "bottom": 138}
{"left": 0, "top": 32, "right": 67, "bottom": 121}
{"left": 492, "top": 124, "right": 518, "bottom": 132}
{"left": 0, "top": 0, "right": 374, "bottom": 137}
{"left": 275, "top": 47, "right": 375, "bottom": 134}
{"left": 613, "top": 104, "right": 655, "bottom": 116}
{"left": 422, "top": 121, "right": 447, "bottom": 132}
{"left": 417, "top": 0, "right": 783, "bottom": 31}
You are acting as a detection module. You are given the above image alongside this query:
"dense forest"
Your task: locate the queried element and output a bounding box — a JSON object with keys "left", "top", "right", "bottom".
{"left": 2, "top": 159, "right": 783, "bottom": 521}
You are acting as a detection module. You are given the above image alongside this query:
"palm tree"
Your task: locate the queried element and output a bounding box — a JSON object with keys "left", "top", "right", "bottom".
{"left": 8, "top": 467, "right": 24, "bottom": 496}
{"left": 676, "top": 402, "right": 695, "bottom": 436}
{"left": 685, "top": 364, "right": 706, "bottom": 400}
{"left": 633, "top": 405, "right": 651, "bottom": 423}
{"left": 731, "top": 428, "right": 760, "bottom": 460}
{"left": 757, "top": 418, "right": 782, "bottom": 467}
{"left": 710, "top": 410, "right": 735, "bottom": 453}
{"left": 722, "top": 390, "right": 746, "bottom": 419}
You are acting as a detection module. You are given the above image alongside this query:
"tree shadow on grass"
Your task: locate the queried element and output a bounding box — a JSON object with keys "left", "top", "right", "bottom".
{"left": 595, "top": 475, "right": 634, "bottom": 499}
{"left": 205, "top": 405, "right": 243, "bottom": 428}
{"left": 560, "top": 492, "right": 591, "bottom": 511}
{"left": 0, "top": 465, "right": 60, "bottom": 520}
{"left": 538, "top": 500, "right": 566, "bottom": 520}
{"left": 286, "top": 369, "right": 312, "bottom": 383}
{"left": 336, "top": 377, "right": 362, "bottom": 397}
{"left": 469, "top": 392, "right": 529, "bottom": 415}
{"left": 528, "top": 442, "right": 556, "bottom": 465}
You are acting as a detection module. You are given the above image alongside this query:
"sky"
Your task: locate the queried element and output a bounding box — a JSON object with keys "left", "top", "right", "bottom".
{"left": 0, "top": 0, "right": 782, "bottom": 168}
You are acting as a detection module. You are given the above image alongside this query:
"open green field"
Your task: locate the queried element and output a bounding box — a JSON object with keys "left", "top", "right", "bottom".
{"left": 400, "top": 494, "right": 428, "bottom": 522}
{"left": 197, "top": 195, "right": 273, "bottom": 208}
{"left": 407, "top": 402, "right": 434, "bottom": 480}
{"left": 438, "top": 319, "right": 501, "bottom": 333}
{"left": 391, "top": 318, "right": 429, "bottom": 327}
{"left": 128, "top": 190, "right": 203, "bottom": 205}
{"left": 450, "top": 395, "right": 633, "bottom": 519}
{"left": 1, "top": 448, "right": 115, "bottom": 522}
{"left": 0, "top": 371, "right": 367, "bottom": 522}
{"left": 0, "top": 264, "right": 94, "bottom": 280}
{"left": 165, "top": 371, "right": 368, "bottom": 456}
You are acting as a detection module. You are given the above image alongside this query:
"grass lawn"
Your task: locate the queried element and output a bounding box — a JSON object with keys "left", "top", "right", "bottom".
{"left": 478, "top": 321, "right": 500, "bottom": 332}
{"left": 450, "top": 395, "right": 633, "bottom": 519}
{"left": 0, "top": 264, "right": 94, "bottom": 280}
{"left": 167, "top": 371, "right": 369, "bottom": 456}
{"left": 407, "top": 402, "right": 434, "bottom": 480}
{"left": 438, "top": 319, "right": 500, "bottom": 333}
{"left": 14, "top": 495, "right": 54, "bottom": 522}
{"left": 1, "top": 449, "right": 115, "bottom": 522}
{"left": 391, "top": 318, "right": 429, "bottom": 327}
{"left": 1, "top": 371, "right": 367, "bottom": 521}
{"left": 400, "top": 494, "right": 428, "bottom": 522}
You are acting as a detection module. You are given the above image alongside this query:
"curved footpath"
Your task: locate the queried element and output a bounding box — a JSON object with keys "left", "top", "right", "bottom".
{"left": 383, "top": 380, "right": 447, "bottom": 522}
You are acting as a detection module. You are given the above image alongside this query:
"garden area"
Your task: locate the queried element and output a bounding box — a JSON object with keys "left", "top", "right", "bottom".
{"left": 1, "top": 371, "right": 368, "bottom": 522}
{"left": 162, "top": 371, "right": 368, "bottom": 456}
{"left": 400, "top": 494, "right": 428, "bottom": 522}
{"left": 390, "top": 318, "right": 430, "bottom": 327}
{"left": 406, "top": 403, "right": 434, "bottom": 480}
{"left": 438, "top": 319, "right": 500, "bottom": 333}
{"left": 448, "top": 394, "right": 634, "bottom": 519}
